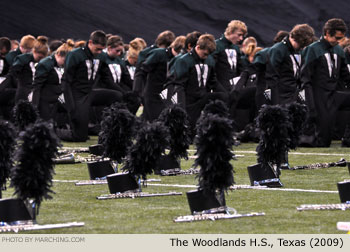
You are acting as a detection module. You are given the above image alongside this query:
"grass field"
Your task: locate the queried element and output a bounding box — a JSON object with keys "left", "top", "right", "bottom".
{"left": 2, "top": 137, "right": 350, "bottom": 234}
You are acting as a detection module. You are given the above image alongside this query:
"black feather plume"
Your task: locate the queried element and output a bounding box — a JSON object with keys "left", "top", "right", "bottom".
{"left": 123, "top": 122, "right": 169, "bottom": 180}
{"left": 194, "top": 113, "right": 235, "bottom": 193}
{"left": 12, "top": 100, "right": 39, "bottom": 132}
{"left": 286, "top": 102, "right": 308, "bottom": 149}
{"left": 10, "top": 121, "right": 61, "bottom": 211}
{"left": 98, "top": 104, "right": 137, "bottom": 163}
{"left": 0, "top": 120, "right": 16, "bottom": 194}
{"left": 158, "top": 104, "right": 192, "bottom": 160}
{"left": 201, "top": 99, "right": 230, "bottom": 118}
{"left": 256, "top": 105, "right": 291, "bottom": 168}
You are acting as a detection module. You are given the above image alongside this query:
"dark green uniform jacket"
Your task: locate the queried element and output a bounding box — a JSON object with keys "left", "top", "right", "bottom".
{"left": 266, "top": 36, "right": 301, "bottom": 104}
{"left": 138, "top": 47, "right": 174, "bottom": 121}
{"left": 97, "top": 52, "right": 132, "bottom": 93}
{"left": 213, "top": 34, "right": 243, "bottom": 91}
{"left": 61, "top": 45, "right": 101, "bottom": 111}
{"left": 32, "top": 55, "right": 63, "bottom": 105}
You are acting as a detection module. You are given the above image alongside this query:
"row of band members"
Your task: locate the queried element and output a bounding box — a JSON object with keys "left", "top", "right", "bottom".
{"left": 1, "top": 18, "right": 350, "bottom": 147}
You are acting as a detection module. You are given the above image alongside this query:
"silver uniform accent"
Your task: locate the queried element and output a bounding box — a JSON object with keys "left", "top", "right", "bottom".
{"left": 290, "top": 54, "right": 301, "bottom": 77}
{"left": 298, "top": 89, "right": 306, "bottom": 101}
{"left": 86, "top": 59, "right": 100, "bottom": 80}
{"left": 324, "top": 53, "right": 337, "bottom": 77}
{"left": 160, "top": 89, "right": 168, "bottom": 100}
{"left": 225, "top": 48, "right": 237, "bottom": 70}
{"left": 195, "top": 64, "right": 208, "bottom": 87}
{"left": 29, "top": 62, "right": 36, "bottom": 81}
{"left": 54, "top": 67, "right": 64, "bottom": 84}
{"left": 0, "top": 59, "right": 4, "bottom": 75}
{"left": 108, "top": 63, "right": 122, "bottom": 83}
{"left": 171, "top": 92, "right": 178, "bottom": 104}
{"left": 127, "top": 65, "right": 136, "bottom": 80}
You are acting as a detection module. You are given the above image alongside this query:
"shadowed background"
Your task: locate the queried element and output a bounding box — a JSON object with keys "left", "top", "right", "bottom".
{"left": 1, "top": 0, "right": 349, "bottom": 47}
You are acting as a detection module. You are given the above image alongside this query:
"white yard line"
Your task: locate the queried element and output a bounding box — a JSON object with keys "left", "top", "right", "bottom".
{"left": 146, "top": 183, "right": 338, "bottom": 194}
{"left": 188, "top": 149, "right": 349, "bottom": 157}
{"left": 53, "top": 180, "right": 338, "bottom": 193}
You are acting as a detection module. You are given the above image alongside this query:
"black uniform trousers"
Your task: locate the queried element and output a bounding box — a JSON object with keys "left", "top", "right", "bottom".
{"left": 58, "top": 88, "right": 122, "bottom": 142}
{"left": 313, "top": 87, "right": 350, "bottom": 147}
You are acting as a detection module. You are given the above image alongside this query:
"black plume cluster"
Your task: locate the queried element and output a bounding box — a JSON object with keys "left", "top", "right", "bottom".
{"left": 10, "top": 121, "right": 61, "bottom": 211}
{"left": 286, "top": 102, "right": 308, "bottom": 149}
{"left": 256, "top": 105, "right": 291, "bottom": 168}
{"left": 158, "top": 104, "right": 191, "bottom": 160}
{"left": 194, "top": 113, "right": 235, "bottom": 193}
{"left": 12, "top": 100, "right": 39, "bottom": 132}
{"left": 98, "top": 103, "right": 137, "bottom": 163}
{"left": 123, "top": 122, "right": 169, "bottom": 180}
{"left": 201, "top": 99, "right": 230, "bottom": 119}
{"left": 0, "top": 120, "right": 16, "bottom": 194}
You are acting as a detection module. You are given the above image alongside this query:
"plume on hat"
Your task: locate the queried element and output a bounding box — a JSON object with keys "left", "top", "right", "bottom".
{"left": 12, "top": 100, "right": 39, "bottom": 132}
{"left": 256, "top": 105, "right": 291, "bottom": 169}
{"left": 286, "top": 102, "right": 308, "bottom": 149}
{"left": 201, "top": 99, "right": 230, "bottom": 118}
{"left": 0, "top": 120, "right": 16, "bottom": 196}
{"left": 10, "top": 121, "right": 61, "bottom": 212}
{"left": 123, "top": 121, "right": 169, "bottom": 180}
{"left": 158, "top": 104, "right": 191, "bottom": 160}
{"left": 194, "top": 113, "right": 235, "bottom": 194}
{"left": 98, "top": 103, "right": 137, "bottom": 163}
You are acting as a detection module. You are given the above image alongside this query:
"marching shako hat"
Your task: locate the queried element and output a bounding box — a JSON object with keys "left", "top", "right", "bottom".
{"left": 0, "top": 198, "right": 33, "bottom": 223}
{"left": 106, "top": 173, "right": 139, "bottom": 194}
{"left": 87, "top": 160, "right": 115, "bottom": 180}
{"left": 337, "top": 181, "right": 350, "bottom": 203}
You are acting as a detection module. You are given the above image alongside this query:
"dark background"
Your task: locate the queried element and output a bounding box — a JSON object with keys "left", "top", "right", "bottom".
{"left": 1, "top": 0, "right": 349, "bottom": 47}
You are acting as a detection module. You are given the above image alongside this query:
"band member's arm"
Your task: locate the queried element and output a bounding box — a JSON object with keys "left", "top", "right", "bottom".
{"left": 61, "top": 53, "right": 78, "bottom": 113}
{"left": 265, "top": 49, "right": 283, "bottom": 105}
{"left": 32, "top": 63, "right": 49, "bottom": 106}
{"left": 300, "top": 49, "right": 316, "bottom": 120}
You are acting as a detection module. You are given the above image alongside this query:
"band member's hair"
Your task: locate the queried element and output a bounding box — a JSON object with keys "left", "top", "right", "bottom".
{"left": 323, "top": 18, "right": 347, "bottom": 36}
{"left": 290, "top": 24, "right": 315, "bottom": 48}
{"left": 225, "top": 20, "right": 248, "bottom": 36}
{"left": 155, "top": 30, "right": 175, "bottom": 48}
{"left": 107, "top": 35, "right": 124, "bottom": 48}
{"left": 170, "top": 35, "right": 186, "bottom": 54}
{"left": 196, "top": 34, "right": 216, "bottom": 54}
{"left": 56, "top": 39, "right": 75, "bottom": 57}
{"left": 20, "top": 35, "right": 36, "bottom": 50}
{"left": 89, "top": 30, "right": 107, "bottom": 46}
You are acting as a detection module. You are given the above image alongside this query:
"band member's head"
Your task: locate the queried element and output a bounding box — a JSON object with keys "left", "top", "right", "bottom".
{"left": 195, "top": 34, "right": 216, "bottom": 60}
{"left": 185, "top": 31, "right": 202, "bottom": 52}
{"left": 155, "top": 30, "right": 175, "bottom": 48}
{"left": 107, "top": 35, "right": 124, "bottom": 58}
{"left": 55, "top": 39, "right": 75, "bottom": 66}
{"left": 323, "top": 18, "right": 347, "bottom": 47}
{"left": 19, "top": 35, "right": 36, "bottom": 54}
{"left": 273, "top": 30, "right": 289, "bottom": 44}
{"left": 290, "top": 24, "right": 315, "bottom": 50}
{"left": 88, "top": 30, "right": 107, "bottom": 56}
{"left": 33, "top": 38, "right": 49, "bottom": 62}
{"left": 170, "top": 35, "right": 186, "bottom": 56}
{"left": 224, "top": 20, "right": 248, "bottom": 45}
{"left": 127, "top": 38, "right": 144, "bottom": 65}
{"left": 0, "top": 37, "right": 11, "bottom": 57}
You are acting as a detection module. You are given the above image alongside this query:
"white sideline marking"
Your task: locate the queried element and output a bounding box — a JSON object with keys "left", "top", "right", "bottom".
{"left": 147, "top": 183, "right": 338, "bottom": 194}
{"left": 53, "top": 179, "right": 161, "bottom": 183}
{"left": 53, "top": 180, "right": 338, "bottom": 193}
{"left": 188, "top": 149, "right": 350, "bottom": 157}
